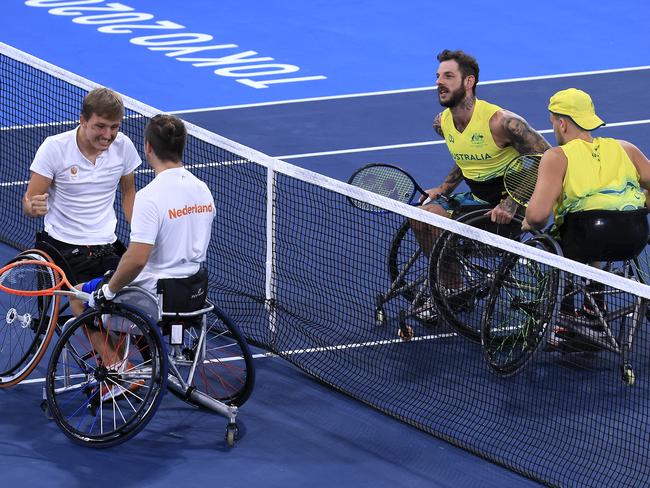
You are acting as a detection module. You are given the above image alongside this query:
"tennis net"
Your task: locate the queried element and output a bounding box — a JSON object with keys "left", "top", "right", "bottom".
{"left": 3, "top": 42, "right": 650, "bottom": 488}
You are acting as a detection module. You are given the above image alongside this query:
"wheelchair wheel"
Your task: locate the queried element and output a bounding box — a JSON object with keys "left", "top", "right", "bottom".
{"left": 168, "top": 305, "right": 255, "bottom": 408}
{"left": 0, "top": 250, "right": 60, "bottom": 387}
{"left": 46, "top": 305, "right": 167, "bottom": 448}
{"left": 429, "top": 210, "right": 525, "bottom": 342}
{"left": 481, "top": 235, "right": 561, "bottom": 376}
{"left": 387, "top": 219, "right": 428, "bottom": 304}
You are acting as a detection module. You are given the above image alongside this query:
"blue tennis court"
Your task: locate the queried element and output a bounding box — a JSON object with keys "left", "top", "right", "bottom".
{"left": 1, "top": 1, "right": 650, "bottom": 487}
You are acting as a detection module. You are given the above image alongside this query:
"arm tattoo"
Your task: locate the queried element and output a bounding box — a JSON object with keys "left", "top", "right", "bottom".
{"left": 499, "top": 197, "right": 519, "bottom": 214}
{"left": 442, "top": 166, "right": 463, "bottom": 194}
{"left": 503, "top": 115, "right": 550, "bottom": 154}
{"left": 433, "top": 112, "right": 444, "bottom": 138}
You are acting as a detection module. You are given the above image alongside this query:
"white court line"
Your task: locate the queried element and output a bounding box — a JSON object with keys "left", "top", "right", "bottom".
{"left": 0, "top": 158, "right": 249, "bottom": 188}
{"left": 276, "top": 119, "right": 650, "bottom": 160}
{"left": 2, "top": 118, "right": 648, "bottom": 187}
{"left": 173, "top": 65, "right": 650, "bottom": 114}
{"left": 17, "top": 332, "right": 455, "bottom": 385}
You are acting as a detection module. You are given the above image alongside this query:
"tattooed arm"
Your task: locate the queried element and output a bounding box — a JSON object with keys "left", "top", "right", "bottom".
{"left": 491, "top": 110, "right": 550, "bottom": 154}
{"left": 485, "top": 110, "right": 551, "bottom": 223}
{"left": 422, "top": 165, "right": 463, "bottom": 203}
{"left": 432, "top": 111, "right": 444, "bottom": 138}
{"left": 422, "top": 111, "right": 462, "bottom": 202}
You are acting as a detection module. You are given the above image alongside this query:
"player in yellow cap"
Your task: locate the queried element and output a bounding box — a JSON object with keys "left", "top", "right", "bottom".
{"left": 524, "top": 88, "right": 650, "bottom": 350}
{"left": 525, "top": 87, "right": 649, "bottom": 251}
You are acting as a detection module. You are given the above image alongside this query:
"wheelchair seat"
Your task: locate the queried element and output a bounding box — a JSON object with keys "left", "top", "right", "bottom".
{"left": 559, "top": 208, "right": 649, "bottom": 263}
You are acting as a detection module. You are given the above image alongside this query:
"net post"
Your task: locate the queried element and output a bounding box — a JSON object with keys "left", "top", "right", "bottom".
{"left": 265, "top": 162, "right": 278, "bottom": 338}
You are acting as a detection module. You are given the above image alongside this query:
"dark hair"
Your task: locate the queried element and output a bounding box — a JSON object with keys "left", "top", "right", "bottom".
{"left": 144, "top": 114, "right": 187, "bottom": 162}
{"left": 437, "top": 49, "right": 480, "bottom": 94}
{"left": 81, "top": 87, "right": 124, "bottom": 121}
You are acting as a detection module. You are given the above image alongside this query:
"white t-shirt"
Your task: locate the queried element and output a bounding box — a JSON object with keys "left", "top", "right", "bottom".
{"left": 129, "top": 167, "right": 215, "bottom": 292}
{"left": 30, "top": 127, "right": 142, "bottom": 245}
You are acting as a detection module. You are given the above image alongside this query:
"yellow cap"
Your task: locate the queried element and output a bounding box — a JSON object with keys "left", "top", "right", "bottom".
{"left": 548, "top": 88, "right": 605, "bottom": 130}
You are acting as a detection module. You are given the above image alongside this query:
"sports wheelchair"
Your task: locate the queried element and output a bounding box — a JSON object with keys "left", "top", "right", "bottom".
{"left": 42, "top": 271, "right": 254, "bottom": 448}
{"left": 0, "top": 248, "right": 65, "bottom": 387}
{"left": 481, "top": 210, "right": 650, "bottom": 385}
{"left": 0, "top": 236, "right": 124, "bottom": 388}
{"left": 375, "top": 206, "right": 531, "bottom": 342}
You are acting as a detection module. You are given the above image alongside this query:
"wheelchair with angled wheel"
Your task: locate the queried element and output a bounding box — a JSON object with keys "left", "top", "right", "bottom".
{"left": 374, "top": 197, "right": 533, "bottom": 341}
{"left": 0, "top": 235, "right": 124, "bottom": 389}
{"left": 0, "top": 248, "right": 61, "bottom": 387}
{"left": 481, "top": 209, "right": 650, "bottom": 385}
{"left": 43, "top": 269, "right": 255, "bottom": 448}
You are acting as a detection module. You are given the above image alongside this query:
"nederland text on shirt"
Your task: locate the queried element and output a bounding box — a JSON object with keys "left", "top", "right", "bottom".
{"left": 168, "top": 203, "right": 214, "bottom": 219}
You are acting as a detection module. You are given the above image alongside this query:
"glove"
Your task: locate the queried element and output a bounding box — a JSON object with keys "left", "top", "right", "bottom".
{"left": 89, "top": 283, "right": 116, "bottom": 309}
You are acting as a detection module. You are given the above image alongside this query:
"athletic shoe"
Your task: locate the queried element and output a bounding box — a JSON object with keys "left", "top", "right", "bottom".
{"left": 544, "top": 311, "right": 605, "bottom": 353}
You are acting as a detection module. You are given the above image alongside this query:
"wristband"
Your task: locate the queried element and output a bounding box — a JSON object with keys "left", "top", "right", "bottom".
{"left": 102, "top": 283, "right": 116, "bottom": 300}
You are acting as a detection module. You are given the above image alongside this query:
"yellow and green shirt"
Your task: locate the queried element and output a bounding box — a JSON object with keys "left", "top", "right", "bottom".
{"left": 554, "top": 137, "right": 645, "bottom": 228}
{"left": 441, "top": 99, "right": 519, "bottom": 182}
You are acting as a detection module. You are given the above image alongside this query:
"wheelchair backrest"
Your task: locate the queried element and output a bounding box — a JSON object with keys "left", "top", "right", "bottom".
{"left": 156, "top": 268, "right": 209, "bottom": 317}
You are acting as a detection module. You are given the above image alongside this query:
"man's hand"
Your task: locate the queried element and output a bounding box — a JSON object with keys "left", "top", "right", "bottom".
{"left": 521, "top": 218, "right": 533, "bottom": 231}
{"left": 23, "top": 193, "right": 48, "bottom": 217}
{"left": 421, "top": 186, "right": 446, "bottom": 204}
{"left": 89, "top": 284, "right": 116, "bottom": 309}
{"left": 486, "top": 198, "right": 518, "bottom": 224}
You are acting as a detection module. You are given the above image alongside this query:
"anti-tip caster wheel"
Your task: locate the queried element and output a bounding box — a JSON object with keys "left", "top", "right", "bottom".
{"left": 226, "top": 422, "right": 239, "bottom": 447}
{"left": 622, "top": 364, "right": 636, "bottom": 386}
{"left": 398, "top": 324, "right": 413, "bottom": 341}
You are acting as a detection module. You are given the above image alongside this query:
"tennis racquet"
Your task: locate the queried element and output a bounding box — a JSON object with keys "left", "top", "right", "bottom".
{"left": 0, "top": 259, "right": 90, "bottom": 300}
{"left": 347, "top": 163, "right": 435, "bottom": 211}
{"left": 502, "top": 154, "right": 542, "bottom": 207}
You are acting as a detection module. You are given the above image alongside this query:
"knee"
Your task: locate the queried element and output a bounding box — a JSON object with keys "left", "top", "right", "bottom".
{"left": 410, "top": 204, "right": 447, "bottom": 231}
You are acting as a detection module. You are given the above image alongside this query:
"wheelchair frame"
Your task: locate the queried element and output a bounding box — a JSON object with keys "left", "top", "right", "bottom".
{"left": 374, "top": 208, "right": 531, "bottom": 342}
{"left": 480, "top": 233, "right": 648, "bottom": 385}
{"left": 44, "top": 285, "right": 254, "bottom": 447}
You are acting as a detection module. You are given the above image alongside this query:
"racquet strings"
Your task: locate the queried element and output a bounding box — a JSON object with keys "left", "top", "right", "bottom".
{"left": 0, "top": 260, "right": 61, "bottom": 296}
{"left": 348, "top": 164, "right": 418, "bottom": 211}
{"left": 503, "top": 154, "right": 542, "bottom": 206}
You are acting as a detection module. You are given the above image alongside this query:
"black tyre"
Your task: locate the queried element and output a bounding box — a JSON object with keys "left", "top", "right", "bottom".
{"left": 46, "top": 305, "right": 167, "bottom": 448}
{"left": 167, "top": 304, "right": 255, "bottom": 408}
{"left": 0, "top": 251, "right": 59, "bottom": 387}
{"left": 387, "top": 219, "right": 428, "bottom": 304}
{"left": 481, "top": 235, "right": 561, "bottom": 376}
{"left": 429, "top": 210, "right": 525, "bottom": 342}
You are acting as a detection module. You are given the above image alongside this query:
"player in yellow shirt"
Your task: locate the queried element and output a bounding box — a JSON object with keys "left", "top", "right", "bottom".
{"left": 524, "top": 88, "right": 649, "bottom": 258}
{"left": 524, "top": 88, "right": 650, "bottom": 350}
{"left": 412, "top": 49, "right": 550, "bottom": 256}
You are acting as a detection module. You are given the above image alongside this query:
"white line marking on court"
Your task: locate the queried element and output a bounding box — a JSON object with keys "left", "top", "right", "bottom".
{"left": 18, "top": 332, "right": 455, "bottom": 385}
{"left": 276, "top": 119, "right": 650, "bottom": 159}
{"left": 253, "top": 332, "right": 458, "bottom": 357}
{"left": 0, "top": 114, "right": 146, "bottom": 132}
{"left": 173, "top": 65, "right": 650, "bottom": 113}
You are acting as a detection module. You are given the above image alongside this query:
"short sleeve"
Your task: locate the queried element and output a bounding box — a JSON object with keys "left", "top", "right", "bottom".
{"left": 121, "top": 134, "right": 142, "bottom": 175}
{"left": 130, "top": 191, "right": 159, "bottom": 245}
{"left": 30, "top": 138, "right": 57, "bottom": 179}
